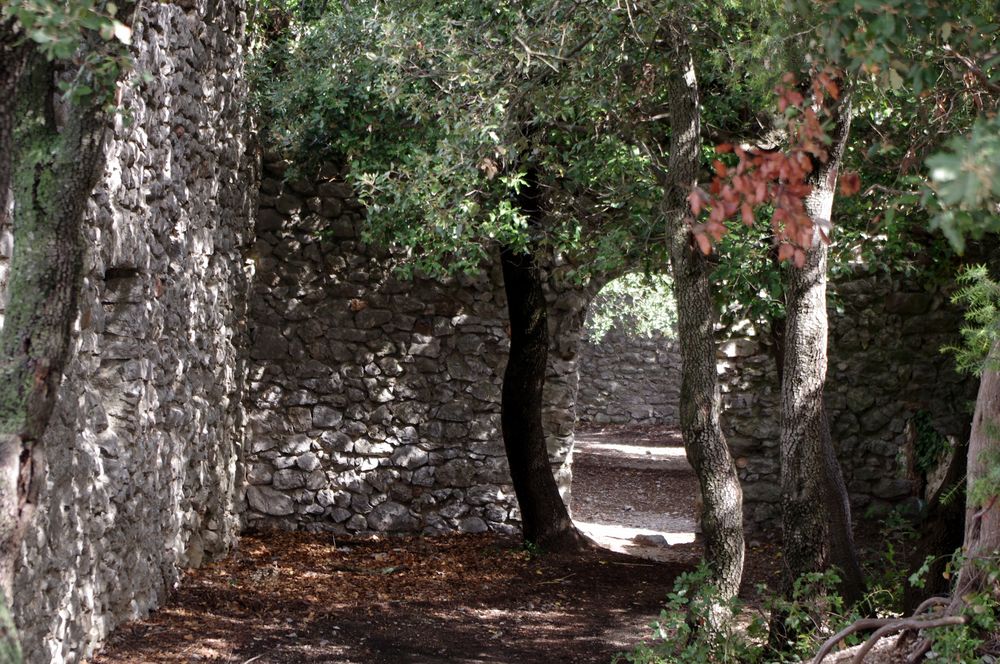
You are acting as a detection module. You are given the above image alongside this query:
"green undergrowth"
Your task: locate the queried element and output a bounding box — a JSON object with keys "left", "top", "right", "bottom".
{"left": 617, "top": 513, "right": 1000, "bottom": 663}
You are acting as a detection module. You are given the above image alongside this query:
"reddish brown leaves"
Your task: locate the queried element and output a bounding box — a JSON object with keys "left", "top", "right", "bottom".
{"left": 689, "top": 68, "right": 860, "bottom": 263}
{"left": 838, "top": 171, "right": 861, "bottom": 196}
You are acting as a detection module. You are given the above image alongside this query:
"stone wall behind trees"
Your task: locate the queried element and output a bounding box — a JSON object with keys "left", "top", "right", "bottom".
{"left": 574, "top": 273, "right": 976, "bottom": 528}
{"left": 725, "top": 273, "right": 976, "bottom": 526}
{"left": 576, "top": 327, "right": 681, "bottom": 426}
{"left": 244, "top": 157, "right": 592, "bottom": 536}
{"left": 7, "top": 2, "right": 254, "bottom": 662}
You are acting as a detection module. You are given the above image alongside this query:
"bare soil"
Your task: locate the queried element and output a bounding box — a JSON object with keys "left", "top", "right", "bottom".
{"left": 92, "top": 425, "right": 782, "bottom": 663}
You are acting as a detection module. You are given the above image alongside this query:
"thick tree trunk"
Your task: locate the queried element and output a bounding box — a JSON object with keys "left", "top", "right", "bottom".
{"left": 0, "top": 23, "right": 30, "bottom": 664}
{"left": 778, "top": 95, "right": 864, "bottom": 605}
{"left": 500, "top": 168, "right": 586, "bottom": 553}
{"left": 951, "top": 341, "right": 1000, "bottom": 607}
{"left": 662, "top": 18, "right": 744, "bottom": 601}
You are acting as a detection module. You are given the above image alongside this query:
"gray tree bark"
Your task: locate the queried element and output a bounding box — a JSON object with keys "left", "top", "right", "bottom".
{"left": 0, "top": 26, "right": 33, "bottom": 664}
{"left": 778, "top": 95, "right": 863, "bottom": 603}
{"left": 951, "top": 340, "right": 1000, "bottom": 608}
{"left": 661, "top": 16, "right": 745, "bottom": 602}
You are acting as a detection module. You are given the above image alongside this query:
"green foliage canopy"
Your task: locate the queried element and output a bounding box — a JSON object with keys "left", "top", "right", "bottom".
{"left": 253, "top": 0, "right": 671, "bottom": 278}
{"left": 2, "top": 0, "right": 135, "bottom": 106}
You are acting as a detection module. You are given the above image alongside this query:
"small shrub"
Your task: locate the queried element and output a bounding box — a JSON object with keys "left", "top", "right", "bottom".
{"left": 613, "top": 563, "right": 764, "bottom": 664}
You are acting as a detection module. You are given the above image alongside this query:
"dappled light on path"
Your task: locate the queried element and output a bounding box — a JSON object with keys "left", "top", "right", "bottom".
{"left": 571, "top": 425, "right": 702, "bottom": 564}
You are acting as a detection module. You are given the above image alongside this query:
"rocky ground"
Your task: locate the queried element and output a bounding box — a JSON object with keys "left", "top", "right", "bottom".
{"left": 93, "top": 425, "right": 784, "bottom": 663}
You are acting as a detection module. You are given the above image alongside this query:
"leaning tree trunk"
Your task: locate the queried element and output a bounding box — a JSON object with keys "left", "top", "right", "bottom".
{"left": 778, "top": 94, "right": 864, "bottom": 604}
{"left": 950, "top": 340, "right": 1000, "bottom": 609}
{"left": 662, "top": 17, "right": 744, "bottom": 602}
{"left": 500, "top": 171, "right": 586, "bottom": 553}
{"left": 0, "top": 48, "right": 111, "bottom": 661}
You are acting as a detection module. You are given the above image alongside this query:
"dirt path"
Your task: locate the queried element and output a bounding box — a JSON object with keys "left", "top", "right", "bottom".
{"left": 571, "top": 425, "right": 702, "bottom": 565}
{"left": 93, "top": 425, "right": 739, "bottom": 663}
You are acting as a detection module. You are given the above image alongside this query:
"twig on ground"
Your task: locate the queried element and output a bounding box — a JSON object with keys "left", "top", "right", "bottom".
{"left": 539, "top": 573, "right": 575, "bottom": 584}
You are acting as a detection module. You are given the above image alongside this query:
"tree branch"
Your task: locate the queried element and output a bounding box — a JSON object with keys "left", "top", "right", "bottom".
{"left": 942, "top": 45, "right": 1000, "bottom": 96}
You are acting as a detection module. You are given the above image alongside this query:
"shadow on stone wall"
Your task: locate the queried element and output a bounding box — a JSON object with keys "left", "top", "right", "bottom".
{"left": 244, "top": 158, "right": 595, "bottom": 536}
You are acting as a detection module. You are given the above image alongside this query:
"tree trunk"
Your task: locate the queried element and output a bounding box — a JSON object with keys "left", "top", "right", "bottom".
{"left": 0, "top": 47, "right": 110, "bottom": 660}
{"left": 950, "top": 341, "right": 1000, "bottom": 608}
{"left": 501, "top": 245, "right": 587, "bottom": 551}
{"left": 777, "top": 93, "right": 864, "bottom": 605}
{"left": 662, "top": 17, "right": 745, "bottom": 601}
{"left": 0, "top": 23, "right": 30, "bottom": 664}
{"left": 500, "top": 170, "right": 586, "bottom": 553}
{"left": 0, "top": 26, "right": 30, "bottom": 230}
{"left": 771, "top": 303, "right": 865, "bottom": 604}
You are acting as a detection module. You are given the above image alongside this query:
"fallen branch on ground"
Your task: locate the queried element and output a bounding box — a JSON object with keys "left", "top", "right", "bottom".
{"left": 811, "top": 606, "right": 967, "bottom": 664}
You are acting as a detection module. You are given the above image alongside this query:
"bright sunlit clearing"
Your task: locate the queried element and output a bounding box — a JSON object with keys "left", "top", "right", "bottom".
{"left": 574, "top": 521, "right": 697, "bottom": 550}
{"left": 576, "top": 441, "right": 687, "bottom": 459}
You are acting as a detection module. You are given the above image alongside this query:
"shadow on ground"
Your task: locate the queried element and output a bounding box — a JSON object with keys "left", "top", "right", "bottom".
{"left": 95, "top": 425, "right": 712, "bottom": 663}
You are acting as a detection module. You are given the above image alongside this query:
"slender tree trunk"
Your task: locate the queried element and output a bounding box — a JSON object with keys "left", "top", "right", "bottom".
{"left": 778, "top": 95, "right": 863, "bottom": 603}
{"left": 950, "top": 341, "right": 1000, "bottom": 608}
{"left": 819, "top": 406, "right": 865, "bottom": 602}
{"left": 500, "top": 171, "right": 586, "bottom": 553}
{"left": 772, "top": 311, "right": 864, "bottom": 604}
{"left": 661, "top": 17, "right": 744, "bottom": 601}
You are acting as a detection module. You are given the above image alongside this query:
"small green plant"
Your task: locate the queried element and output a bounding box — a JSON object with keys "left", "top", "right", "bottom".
{"left": 943, "top": 265, "right": 1000, "bottom": 377}
{"left": 613, "top": 563, "right": 765, "bottom": 664}
{"left": 860, "top": 509, "right": 920, "bottom": 609}
{"left": 765, "top": 569, "right": 864, "bottom": 660}
{"left": 913, "top": 411, "right": 952, "bottom": 475}
{"left": 922, "top": 554, "right": 1000, "bottom": 661}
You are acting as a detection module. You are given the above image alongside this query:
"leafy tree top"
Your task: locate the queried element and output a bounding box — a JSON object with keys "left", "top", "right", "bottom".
{"left": 252, "top": 0, "right": 795, "bottom": 281}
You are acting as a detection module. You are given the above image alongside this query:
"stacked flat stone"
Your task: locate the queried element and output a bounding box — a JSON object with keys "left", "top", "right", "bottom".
{"left": 245, "top": 158, "right": 592, "bottom": 536}
{"left": 9, "top": 1, "right": 254, "bottom": 661}
{"left": 573, "top": 275, "right": 975, "bottom": 530}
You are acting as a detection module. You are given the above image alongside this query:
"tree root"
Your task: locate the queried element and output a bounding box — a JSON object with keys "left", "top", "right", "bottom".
{"left": 851, "top": 616, "right": 966, "bottom": 663}
{"left": 811, "top": 600, "right": 967, "bottom": 664}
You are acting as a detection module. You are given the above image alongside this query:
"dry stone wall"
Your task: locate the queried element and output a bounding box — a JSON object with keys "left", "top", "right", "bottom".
{"left": 573, "top": 273, "right": 975, "bottom": 529}
{"left": 724, "top": 273, "right": 976, "bottom": 527}
{"left": 8, "top": 2, "right": 253, "bottom": 662}
{"left": 576, "top": 326, "right": 681, "bottom": 426}
{"left": 245, "top": 159, "right": 590, "bottom": 535}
